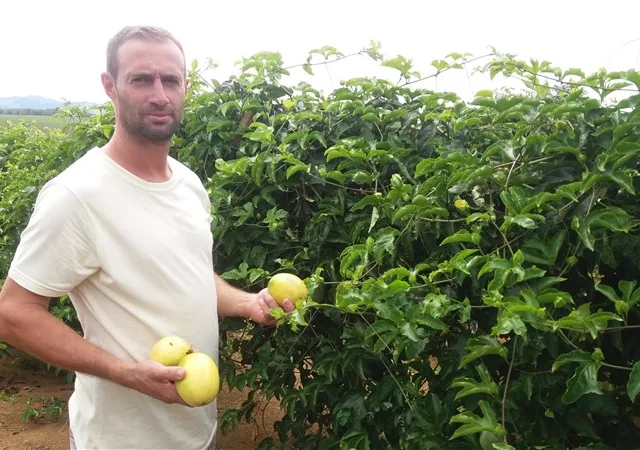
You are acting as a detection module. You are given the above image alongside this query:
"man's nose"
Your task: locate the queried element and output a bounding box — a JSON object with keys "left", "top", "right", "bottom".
{"left": 149, "top": 77, "right": 169, "bottom": 105}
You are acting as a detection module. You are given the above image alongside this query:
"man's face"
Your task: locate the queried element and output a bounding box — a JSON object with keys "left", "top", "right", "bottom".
{"left": 105, "top": 39, "right": 187, "bottom": 144}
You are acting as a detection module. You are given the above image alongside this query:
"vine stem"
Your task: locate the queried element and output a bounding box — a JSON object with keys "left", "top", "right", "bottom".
{"left": 419, "top": 217, "right": 467, "bottom": 223}
{"left": 493, "top": 222, "right": 515, "bottom": 257}
{"left": 494, "top": 155, "right": 557, "bottom": 169}
{"left": 399, "top": 53, "right": 495, "bottom": 87}
{"left": 504, "top": 153, "right": 521, "bottom": 190}
{"left": 601, "top": 361, "right": 633, "bottom": 372}
{"left": 557, "top": 328, "right": 633, "bottom": 372}
{"left": 605, "top": 325, "right": 640, "bottom": 332}
{"left": 359, "top": 314, "right": 414, "bottom": 412}
{"left": 502, "top": 61, "right": 640, "bottom": 94}
{"left": 502, "top": 336, "right": 517, "bottom": 443}
{"left": 281, "top": 51, "right": 365, "bottom": 72}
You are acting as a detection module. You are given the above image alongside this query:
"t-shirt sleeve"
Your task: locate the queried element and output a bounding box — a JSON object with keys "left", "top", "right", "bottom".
{"left": 8, "top": 181, "right": 100, "bottom": 298}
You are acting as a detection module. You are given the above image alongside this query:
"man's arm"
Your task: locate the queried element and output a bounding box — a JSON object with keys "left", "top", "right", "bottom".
{"left": 0, "top": 278, "right": 188, "bottom": 405}
{"left": 0, "top": 277, "right": 130, "bottom": 380}
{"left": 214, "top": 272, "right": 254, "bottom": 317}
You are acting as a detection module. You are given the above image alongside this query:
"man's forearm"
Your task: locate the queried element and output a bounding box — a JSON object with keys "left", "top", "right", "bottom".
{"left": 214, "top": 272, "right": 253, "bottom": 318}
{"left": 0, "top": 299, "right": 134, "bottom": 387}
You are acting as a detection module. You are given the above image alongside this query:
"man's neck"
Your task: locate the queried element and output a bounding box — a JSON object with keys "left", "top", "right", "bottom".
{"left": 102, "top": 131, "right": 173, "bottom": 183}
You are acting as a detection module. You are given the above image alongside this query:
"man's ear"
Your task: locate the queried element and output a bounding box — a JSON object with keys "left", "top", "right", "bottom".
{"left": 101, "top": 72, "right": 116, "bottom": 101}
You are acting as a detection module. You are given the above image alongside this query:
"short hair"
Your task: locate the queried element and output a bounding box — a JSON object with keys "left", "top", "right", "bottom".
{"left": 106, "top": 25, "right": 186, "bottom": 77}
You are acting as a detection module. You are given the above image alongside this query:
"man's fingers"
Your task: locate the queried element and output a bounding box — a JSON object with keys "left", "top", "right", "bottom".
{"left": 260, "top": 294, "right": 279, "bottom": 309}
{"left": 170, "top": 390, "right": 191, "bottom": 407}
{"left": 259, "top": 297, "right": 278, "bottom": 316}
{"left": 282, "top": 300, "right": 295, "bottom": 312}
{"left": 160, "top": 366, "right": 185, "bottom": 382}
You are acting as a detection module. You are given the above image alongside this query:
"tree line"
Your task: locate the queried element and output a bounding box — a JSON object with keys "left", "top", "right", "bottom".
{"left": 0, "top": 108, "right": 58, "bottom": 116}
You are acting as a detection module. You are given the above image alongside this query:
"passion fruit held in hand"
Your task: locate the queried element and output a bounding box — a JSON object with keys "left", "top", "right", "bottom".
{"left": 149, "top": 335, "right": 193, "bottom": 366}
{"left": 267, "top": 273, "right": 308, "bottom": 308}
{"left": 175, "top": 352, "right": 220, "bottom": 407}
{"left": 149, "top": 335, "right": 220, "bottom": 407}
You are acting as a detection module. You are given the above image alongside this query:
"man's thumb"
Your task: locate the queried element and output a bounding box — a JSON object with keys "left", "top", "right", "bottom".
{"left": 164, "top": 366, "right": 185, "bottom": 382}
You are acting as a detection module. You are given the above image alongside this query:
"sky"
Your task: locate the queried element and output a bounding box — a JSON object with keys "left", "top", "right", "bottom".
{"left": 1, "top": 0, "right": 640, "bottom": 104}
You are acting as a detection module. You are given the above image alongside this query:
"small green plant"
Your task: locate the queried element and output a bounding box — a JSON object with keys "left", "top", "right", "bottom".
{"left": 21, "top": 396, "right": 66, "bottom": 423}
{"left": 0, "top": 389, "right": 17, "bottom": 403}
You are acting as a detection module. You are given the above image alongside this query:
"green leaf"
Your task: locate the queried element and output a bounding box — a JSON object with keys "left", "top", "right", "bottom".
{"left": 478, "top": 258, "right": 512, "bottom": 278}
{"left": 351, "top": 194, "right": 383, "bottom": 211}
{"left": 553, "top": 304, "right": 622, "bottom": 338}
{"left": 493, "top": 310, "right": 527, "bottom": 337}
{"left": 325, "top": 147, "right": 351, "bottom": 162}
{"left": 572, "top": 216, "right": 595, "bottom": 251}
{"left": 374, "top": 300, "right": 404, "bottom": 324}
{"left": 440, "top": 230, "right": 481, "bottom": 246}
{"left": 612, "top": 141, "right": 640, "bottom": 170}
{"left": 589, "top": 207, "right": 633, "bottom": 233}
{"left": 373, "top": 227, "right": 398, "bottom": 263}
{"left": 562, "top": 360, "right": 602, "bottom": 404}
{"left": 451, "top": 365, "right": 499, "bottom": 400}
{"left": 500, "top": 186, "right": 530, "bottom": 214}
{"left": 608, "top": 171, "right": 635, "bottom": 194}
{"left": 519, "top": 373, "right": 533, "bottom": 401}
{"left": 594, "top": 284, "right": 620, "bottom": 304}
{"left": 416, "top": 313, "right": 447, "bottom": 330}
{"left": 207, "top": 117, "right": 234, "bottom": 131}
{"left": 449, "top": 400, "right": 504, "bottom": 440}
{"left": 618, "top": 280, "right": 638, "bottom": 302}
{"left": 628, "top": 362, "right": 640, "bottom": 402}
{"left": 392, "top": 204, "right": 418, "bottom": 224}
{"left": 368, "top": 206, "right": 380, "bottom": 233}
{"left": 502, "top": 214, "right": 539, "bottom": 230}
{"left": 552, "top": 350, "right": 603, "bottom": 404}
{"left": 521, "top": 230, "right": 566, "bottom": 266}
{"left": 552, "top": 350, "right": 593, "bottom": 372}
{"left": 400, "top": 322, "right": 420, "bottom": 342}
{"left": 459, "top": 336, "right": 508, "bottom": 368}
{"left": 288, "top": 308, "right": 309, "bottom": 331}
{"left": 286, "top": 163, "right": 309, "bottom": 179}
{"left": 336, "top": 282, "right": 365, "bottom": 309}
{"left": 382, "top": 267, "right": 410, "bottom": 281}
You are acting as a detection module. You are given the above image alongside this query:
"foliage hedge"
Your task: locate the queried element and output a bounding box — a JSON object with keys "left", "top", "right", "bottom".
{"left": 1, "top": 46, "right": 640, "bottom": 449}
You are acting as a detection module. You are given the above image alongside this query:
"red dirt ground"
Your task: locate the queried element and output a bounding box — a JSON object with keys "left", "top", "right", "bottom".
{"left": 0, "top": 355, "right": 283, "bottom": 450}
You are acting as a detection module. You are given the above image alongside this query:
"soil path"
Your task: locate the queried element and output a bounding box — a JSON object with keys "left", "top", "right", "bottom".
{"left": 0, "top": 355, "right": 282, "bottom": 450}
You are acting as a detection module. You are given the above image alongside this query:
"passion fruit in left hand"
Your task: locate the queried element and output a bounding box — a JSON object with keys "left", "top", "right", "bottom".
{"left": 149, "top": 335, "right": 193, "bottom": 366}
{"left": 175, "top": 352, "right": 220, "bottom": 407}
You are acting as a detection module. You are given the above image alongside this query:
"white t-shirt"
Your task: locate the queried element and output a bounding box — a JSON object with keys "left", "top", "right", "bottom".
{"left": 8, "top": 147, "right": 219, "bottom": 449}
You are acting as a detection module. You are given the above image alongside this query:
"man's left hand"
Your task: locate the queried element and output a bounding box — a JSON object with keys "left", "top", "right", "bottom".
{"left": 245, "top": 288, "right": 295, "bottom": 326}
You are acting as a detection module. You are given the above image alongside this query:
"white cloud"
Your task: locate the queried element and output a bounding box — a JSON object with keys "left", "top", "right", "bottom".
{"left": 1, "top": 0, "right": 639, "bottom": 103}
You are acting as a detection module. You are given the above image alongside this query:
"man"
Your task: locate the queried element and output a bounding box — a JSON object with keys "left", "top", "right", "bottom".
{"left": 0, "top": 25, "right": 294, "bottom": 449}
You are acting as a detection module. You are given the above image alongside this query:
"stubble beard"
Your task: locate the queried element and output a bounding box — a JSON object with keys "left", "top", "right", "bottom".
{"left": 119, "top": 100, "right": 184, "bottom": 145}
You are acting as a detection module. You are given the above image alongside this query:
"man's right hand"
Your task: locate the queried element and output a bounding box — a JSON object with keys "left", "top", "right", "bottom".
{"left": 125, "top": 360, "right": 190, "bottom": 406}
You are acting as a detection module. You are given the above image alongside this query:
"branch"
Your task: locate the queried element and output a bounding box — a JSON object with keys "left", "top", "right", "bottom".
{"left": 281, "top": 51, "right": 366, "bottom": 72}
{"left": 502, "top": 336, "right": 517, "bottom": 443}
{"left": 400, "top": 53, "right": 495, "bottom": 87}
{"left": 503, "top": 61, "right": 640, "bottom": 94}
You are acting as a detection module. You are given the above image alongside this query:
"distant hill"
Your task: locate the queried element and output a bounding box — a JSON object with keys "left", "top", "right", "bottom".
{"left": 0, "top": 96, "right": 97, "bottom": 110}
